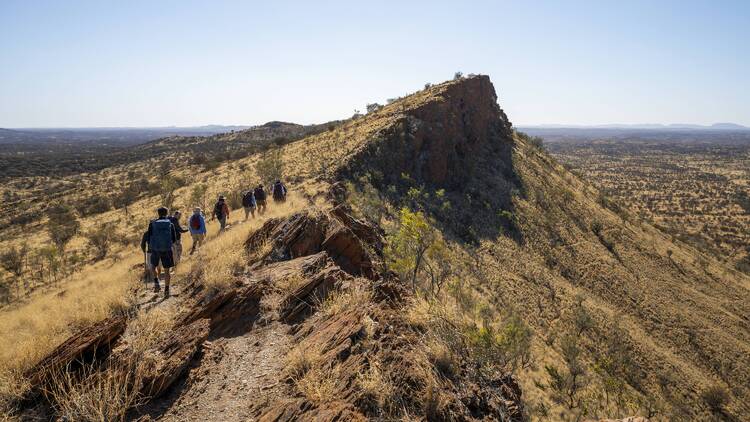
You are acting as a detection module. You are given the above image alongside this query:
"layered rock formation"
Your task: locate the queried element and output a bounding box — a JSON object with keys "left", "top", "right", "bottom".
{"left": 18, "top": 205, "right": 524, "bottom": 421}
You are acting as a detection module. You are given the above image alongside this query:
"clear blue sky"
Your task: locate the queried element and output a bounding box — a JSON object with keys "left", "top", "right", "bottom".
{"left": 1, "top": 0, "right": 748, "bottom": 127}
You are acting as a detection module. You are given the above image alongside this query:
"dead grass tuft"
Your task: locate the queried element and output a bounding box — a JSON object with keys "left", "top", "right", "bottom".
{"left": 294, "top": 364, "right": 341, "bottom": 405}
{"left": 319, "top": 284, "right": 373, "bottom": 318}
{"left": 277, "top": 273, "right": 306, "bottom": 292}
{"left": 46, "top": 357, "right": 145, "bottom": 422}
{"left": 284, "top": 344, "right": 319, "bottom": 380}
{"left": 357, "top": 360, "right": 395, "bottom": 411}
{"left": 0, "top": 369, "right": 28, "bottom": 420}
{"left": 120, "top": 307, "right": 176, "bottom": 358}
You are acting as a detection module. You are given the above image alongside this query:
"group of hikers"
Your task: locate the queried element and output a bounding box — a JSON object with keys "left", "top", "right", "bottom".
{"left": 140, "top": 180, "right": 288, "bottom": 297}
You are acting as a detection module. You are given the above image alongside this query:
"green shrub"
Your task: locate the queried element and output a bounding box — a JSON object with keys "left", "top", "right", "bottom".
{"left": 47, "top": 205, "right": 80, "bottom": 251}
{"left": 84, "top": 223, "right": 116, "bottom": 260}
{"left": 256, "top": 148, "right": 284, "bottom": 185}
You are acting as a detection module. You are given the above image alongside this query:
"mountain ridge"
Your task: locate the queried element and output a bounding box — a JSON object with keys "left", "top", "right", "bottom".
{"left": 4, "top": 75, "right": 749, "bottom": 421}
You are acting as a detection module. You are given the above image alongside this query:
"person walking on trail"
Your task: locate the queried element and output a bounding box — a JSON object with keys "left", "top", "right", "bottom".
{"left": 271, "top": 180, "right": 287, "bottom": 203}
{"left": 213, "top": 196, "right": 230, "bottom": 232}
{"left": 142, "top": 207, "right": 177, "bottom": 297}
{"left": 254, "top": 184, "right": 267, "bottom": 215}
{"left": 168, "top": 210, "right": 189, "bottom": 266}
{"left": 188, "top": 207, "right": 207, "bottom": 255}
{"left": 242, "top": 189, "right": 257, "bottom": 221}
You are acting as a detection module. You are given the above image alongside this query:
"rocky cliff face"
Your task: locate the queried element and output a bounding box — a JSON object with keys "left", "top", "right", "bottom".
{"left": 342, "top": 75, "right": 513, "bottom": 189}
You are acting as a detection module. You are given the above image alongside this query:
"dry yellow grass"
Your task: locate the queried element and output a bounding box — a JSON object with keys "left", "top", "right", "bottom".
{"left": 357, "top": 359, "right": 395, "bottom": 410}
{"left": 318, "top": 283, "right": 373, "bottom": 318}
{"left": 46, "top": 357, "right": 144, "bottom": 422}
{"left": 0, "top": 255, "right": 139, "bottom": 375}
{"left": 284, "top": 343, "right": 319, "bottom": 381}
{"left": 293, "top": 364, "right": 341, "bottom": 405}
{"left": 0, "top": 188, "right": 309, "bottom": 402}
{"left": 119, "top": 307, "right": 176, "bottom": 358}
{"left": 185, "top": 192, "right": 308, "bottom": 289}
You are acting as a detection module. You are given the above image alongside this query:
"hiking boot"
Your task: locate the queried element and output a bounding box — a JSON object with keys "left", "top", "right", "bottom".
{"left": 164, "top": 285, "right": 170, "bottom": 298}
{"left": 154, "top": 280, "right": 161, "bottom": 292}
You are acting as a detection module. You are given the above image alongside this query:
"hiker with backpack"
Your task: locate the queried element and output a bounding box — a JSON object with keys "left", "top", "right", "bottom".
{"left": 213, "top": 196, "right": 230, "bottom": 232}
{"left": 168, "top": 210, "right": 189, "bottom": 265}
{"left": 254, "top": 184, "right": 267, "bottom": 215}
{"left": 141, "top": 207, "right": 177, "bottom": 297}
{"left": 242, "top": 189, "right": 257, "bottom": 221}
{"left": 188, "top": 207, "right": 207, "bottom": 255}
{"left": 272, "top": 180, "right": 287, "bottom": 203}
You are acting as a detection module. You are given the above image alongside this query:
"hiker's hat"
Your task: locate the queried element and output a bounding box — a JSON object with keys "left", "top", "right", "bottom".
{"left": 219, "top": 195, "right": 225, "bottom": 200}
{"left": 194, "top": 207, "right": 201, "bottom": 213}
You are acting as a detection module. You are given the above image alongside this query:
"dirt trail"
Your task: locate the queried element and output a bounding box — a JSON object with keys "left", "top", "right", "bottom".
{"left": 134, "top": 286, "right": 293, "bottom": 422}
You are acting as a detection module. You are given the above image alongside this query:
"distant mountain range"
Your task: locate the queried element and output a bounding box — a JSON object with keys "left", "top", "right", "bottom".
{"left": 0, "top": 125, "right": 253, "bottom": 145}
{"left": 517, "top": 122, "right": 749, "bottom": 130}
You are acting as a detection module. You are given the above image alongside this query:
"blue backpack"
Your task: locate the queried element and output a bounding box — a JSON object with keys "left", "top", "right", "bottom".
{"left": 149, "top": 219, "right": 173, "bottom": 252}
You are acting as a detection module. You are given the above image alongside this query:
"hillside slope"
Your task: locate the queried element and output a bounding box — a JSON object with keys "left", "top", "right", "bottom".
{"left": 285, "top": 75, "right": 750, "bottom": 419}
{"left": 5, "top": 75, "right": 750, "bottom": 421}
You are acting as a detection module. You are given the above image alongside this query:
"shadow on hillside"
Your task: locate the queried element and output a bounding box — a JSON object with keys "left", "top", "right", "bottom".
{"left": 356, "top": 134, "right": 523, "bottom": 246}
{"left": 429, "top": 136, "right": 524, "bottom": 245}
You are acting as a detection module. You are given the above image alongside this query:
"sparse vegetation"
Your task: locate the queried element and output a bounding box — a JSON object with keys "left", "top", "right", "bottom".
{"left": 256, "top": 148, "right": 284, "bottom": 185}
{"left": 386, "top": 207, "right": 449, "bottom": 294}
{"left": 701, "top": 384, "right": 730, "bottom": 413}
{"left": 84, "top": 223, "right": 116, "bottom": 260}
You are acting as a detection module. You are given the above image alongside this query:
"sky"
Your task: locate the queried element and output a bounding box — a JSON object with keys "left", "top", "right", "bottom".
{"left": 1, "top": 0, "right": 748, "bottom": 128}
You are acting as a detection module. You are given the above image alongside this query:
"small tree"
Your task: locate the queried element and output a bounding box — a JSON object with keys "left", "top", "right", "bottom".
{"left": 189, "top": 183, "right": 209, "bottom": 211}
{"left": 571, "top": 295, "right": 594, "bottom": 336}
{"left": 159, "top": 176, "right": 181, "bottom": 210}
{"left": 39, "top": 245, "right": 62, "bottom": 284}
{"left": 256, "top": 148, "right": 284, "bottom": 185}
{"left": 0, "top": 244, "right": 28, "bottom": 298}
{"left": 47, "top": 205, "right": 80, "bottom": 252}
{"left": 112, "top": 184, "right": 140, "bottom": 215}
{"left": 544, "top": 334, "right": 587, "bottom": 409}
{"left": 85, "top": 223, "right": 116, "bottom": 261}
{"left": 386, "top": 208, "right": 445, "bottom": 292}
{"left": 453, "top": 71, "right": 463, "bottom": 80}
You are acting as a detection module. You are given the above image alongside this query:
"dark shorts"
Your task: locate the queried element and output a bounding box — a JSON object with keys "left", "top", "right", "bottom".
{"left": 150, "top": 250, "right": 175, "bottom": 268}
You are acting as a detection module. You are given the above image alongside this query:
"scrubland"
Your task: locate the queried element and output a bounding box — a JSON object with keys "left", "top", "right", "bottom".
{"left": 1, "top": 76, "right": 749, "bottom": 421}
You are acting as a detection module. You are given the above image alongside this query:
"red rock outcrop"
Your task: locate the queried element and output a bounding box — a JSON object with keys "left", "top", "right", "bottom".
{"left": 341, "top": 75, "right": 513, "bottom": 189}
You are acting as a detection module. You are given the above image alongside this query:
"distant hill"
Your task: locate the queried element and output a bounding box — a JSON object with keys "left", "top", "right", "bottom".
{"left": 519, "top": 123, "right": 749, "bottom": 130}
{"left": 0, "top": 125, "right": 253, "bottom": 146}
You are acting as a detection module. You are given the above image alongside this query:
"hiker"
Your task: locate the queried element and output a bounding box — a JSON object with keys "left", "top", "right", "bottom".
{"left": 168, "top": 210, "right": 189, "bottom": 265}
{"left": 141, "top": 207, "right": 177, "bottom": 297}
{"left": 271, "top": 179, "right": 287, "bottom": 203}
{"left": 254, "top": 184, "right": 267, "bottom": 215}
{"left": 213, "top": 195, "right": 230, "bottom": 232}
{"left": 188, "top": 207, "right": 207, "bottom": 255}
{"left": 242, "top": 189, "right": 257, "bottom": 221}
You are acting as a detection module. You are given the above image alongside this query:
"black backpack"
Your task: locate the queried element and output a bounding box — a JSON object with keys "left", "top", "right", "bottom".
{"left": 273, "top": 182, "right": 286, "bottom": 199}
{"left": 149, "top": 219, "right": 173, "bottom": 252}
{"left": 214, "top": 201, "right": 224, "bottom": 218}
{"left": 242, "top": 191, "right": 255, "bottom": 207}
{"left": 255, "top": 187, "right": 266, "bottom": 200}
